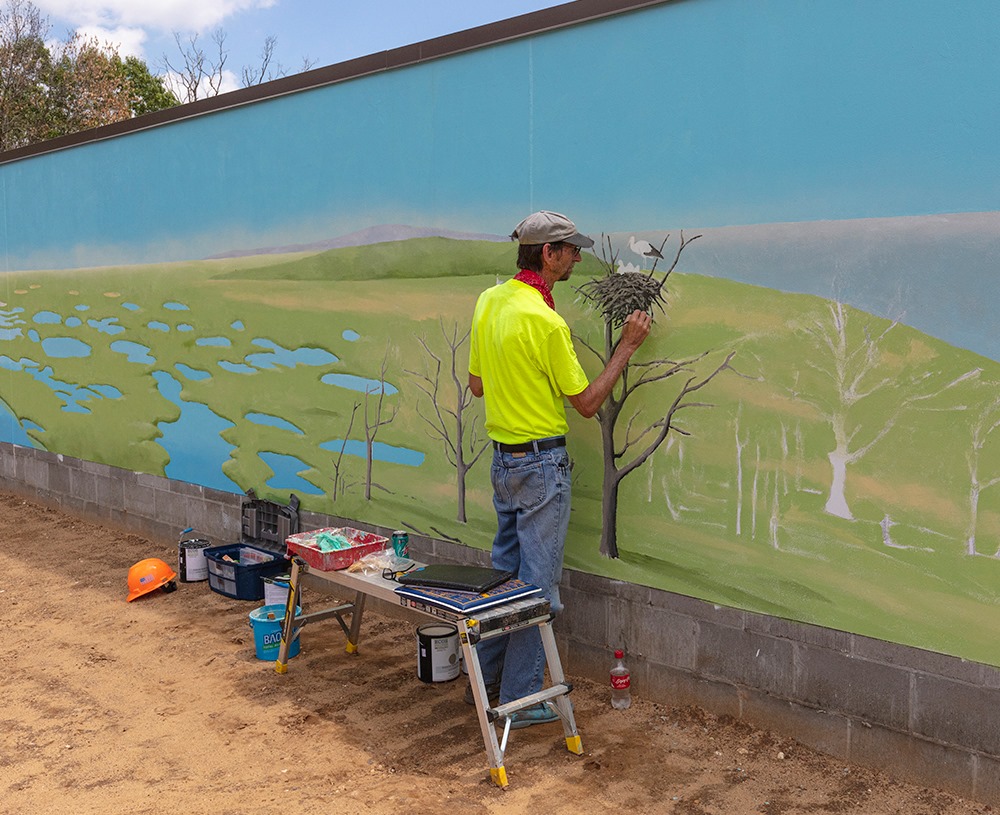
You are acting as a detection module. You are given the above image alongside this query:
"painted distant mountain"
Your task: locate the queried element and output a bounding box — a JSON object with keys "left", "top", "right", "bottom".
{"left": 618, "top": 211, "right": 1000, "bottom": 363}
{"left": 206, "top": 224, "right": 508, "bottom": 259}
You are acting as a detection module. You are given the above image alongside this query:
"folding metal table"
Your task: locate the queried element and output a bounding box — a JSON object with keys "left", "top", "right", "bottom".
{"left": 273, "top": 555, "right": 583, "bottom": 787}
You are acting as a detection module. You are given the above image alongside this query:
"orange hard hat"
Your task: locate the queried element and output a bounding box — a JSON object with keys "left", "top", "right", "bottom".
{"left": 126, "top": 558, "right": 178, "bottom": 602}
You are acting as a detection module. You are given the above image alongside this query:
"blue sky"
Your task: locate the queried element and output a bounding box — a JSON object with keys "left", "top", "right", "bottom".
{"left": 35, "top": 0, "right": 567, "bottom": 91}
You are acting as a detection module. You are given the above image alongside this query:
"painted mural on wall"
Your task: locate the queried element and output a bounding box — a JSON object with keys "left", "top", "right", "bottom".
{"left": 3, "top": 0, "right": 1000, "bottom": 665}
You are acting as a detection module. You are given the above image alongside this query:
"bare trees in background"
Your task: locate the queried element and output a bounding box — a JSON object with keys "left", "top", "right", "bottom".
{"left": 160, "top": 28, "right": 317, "bottom": 103}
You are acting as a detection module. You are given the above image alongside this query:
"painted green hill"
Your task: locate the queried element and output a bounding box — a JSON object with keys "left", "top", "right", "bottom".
{"left": 211, "top": 236, "right": 604, "bottom": 281}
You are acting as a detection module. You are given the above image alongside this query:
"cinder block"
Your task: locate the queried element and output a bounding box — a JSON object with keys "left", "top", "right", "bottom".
{"left": 853, "top": 636, "right": 986, "bottom": 685}
{"left": 659, "top": 590, "right": 747, "bottom": 628}
{"left": 640, "top": 661, "right": 742, "bottom": 718}
{"left": 95, "top": 475, "right": 124, "bottom": 511}
{"left": 740, "top": 689, "right": 850, "bottom": 760}
{"left": 627, "top": 602, "right": 697, "bottom": 670}
{"left": 795, "top": 643, "right": 910, "bottom": 730}
{"left": 558, "top": 585, "right": 610, "bottom": 646}
{"left": 850, "top": 721, "right": 976, "bottom": 799}
{"left": 69, "top": 467, "right": 98, "bottom": 503}
{"left": 748, "top": 613, "right": 852, "bottom": 653}
{"left": 913, "top": 673, "right": 1000, "bottom": 755}
{"left": 696, "top": 621, "right": 796, "bottom": 698}
{"left": 974, "top": 753, "right": 1000, "bottom": 806}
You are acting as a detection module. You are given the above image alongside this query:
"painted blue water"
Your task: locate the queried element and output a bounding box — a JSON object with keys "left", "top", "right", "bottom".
{"left": 246, "top": 413, "right": 303, "bottom": 434}
{"left": 175, "top": 363, "right": 211, "bottom": 381}
{"left": 319, "top": 438, "right": 424, "bottom": 467}
{"left": 33, "top": 311, "right": 62, "bottom": 324}
{"left": 219, "top": 360, "right": 256, "bottom": 374}
{"left": 197, "top": 336, "right": 231, "bottom": 347}
{"left": 65, "top": 317, "right": 82, "bottom": 328}
{"left": 244, "top": 338, "right": 337, "bottom": 370}
{"left": 74, "top": 305, "right": 89, "bottom": 312}
{"left": 41, "top": 336, "right": 91, "bottom": 358}
{"left": 0, "top": 397, "right": 41, "bottom": 447}
{"left": 90, "top": 384, "right": 123, "bottom": 398}
{"left": 259, "top": 452, "right": 324, "bottom": 495}
{"left": 0, "top": 328, "right": 22, "bottom": 341}
{"left": 177, "top": 324, "right": 194, "bottom": 332}
{"left": 122, "top": 302, "right": 140, "bottom": 311}
{"left": 231, "top": 320, "right": 245, "bottom": 331}
{"left": 321, "top": 373, "right": 398, "bottom": 395}
{"left": 0, "top": 355, "right": 121, "bottom": 413}
{"left": 87, "top": 317, "right": 125, "bottom": 335}
{"left": 152, "top": 370, "right": 241, "bottom": 492}
{"left": 342, "top": 329, "right": 360, "bottom": 341}
{"left": 28, "top": 329, "right": 39, "bottom": 341}
{"left": 148, "top": 321, "right": 170, "bottom": 332}
{"left": 111, "top": 340, "right": 155, "bottom": 364}
{"left": 164, "top": 302, "right": 189, "bottom": 311}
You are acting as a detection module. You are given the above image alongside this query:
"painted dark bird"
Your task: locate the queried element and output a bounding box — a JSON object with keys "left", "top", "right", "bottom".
{"left": 628, "top": 235, "right": 663, "bottom": 268}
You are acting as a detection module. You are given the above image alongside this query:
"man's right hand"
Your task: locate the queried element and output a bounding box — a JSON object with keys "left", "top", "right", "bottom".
{"left": 620, "top": 310, "right": 652, "bottom": 350}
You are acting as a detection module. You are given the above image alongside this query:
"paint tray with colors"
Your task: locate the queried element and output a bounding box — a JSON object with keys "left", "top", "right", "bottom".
{"left": 285, "top": 527, "right": 389, "bottom": 571}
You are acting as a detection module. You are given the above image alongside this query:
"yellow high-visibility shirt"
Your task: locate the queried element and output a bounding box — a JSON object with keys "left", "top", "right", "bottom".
{"left": 469, "top": 279, "right": 589, "bottom": 444}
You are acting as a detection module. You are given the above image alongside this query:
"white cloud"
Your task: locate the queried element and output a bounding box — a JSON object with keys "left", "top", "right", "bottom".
{"left": 71, "top": 24, "right": 149, "bottom": 58}
{"left": 35, "top": 1, "right": 277, "bottom": 36}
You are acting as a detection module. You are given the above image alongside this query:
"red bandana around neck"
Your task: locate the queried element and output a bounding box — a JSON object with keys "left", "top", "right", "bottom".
{"left": 513, "top": 269, "right": 555, "bottom": 310}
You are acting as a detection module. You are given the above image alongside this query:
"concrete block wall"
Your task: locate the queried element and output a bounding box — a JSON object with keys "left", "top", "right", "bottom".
{"left": 3, "top": 441, "right": 999, "bottom": 804}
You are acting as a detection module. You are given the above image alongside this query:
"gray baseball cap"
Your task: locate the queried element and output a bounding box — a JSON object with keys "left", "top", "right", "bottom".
{"left": 510, "top": 210, "right": 595, "bottom": 249}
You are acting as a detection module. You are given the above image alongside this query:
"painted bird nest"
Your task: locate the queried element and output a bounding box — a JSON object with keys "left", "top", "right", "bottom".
{"left": 577, "top": 270, "right": 668, "bottom": 328}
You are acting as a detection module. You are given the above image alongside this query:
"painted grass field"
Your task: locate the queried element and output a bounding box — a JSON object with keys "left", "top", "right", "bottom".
{"left": 3, "top": 238, "right": 1000, "bottom": 665}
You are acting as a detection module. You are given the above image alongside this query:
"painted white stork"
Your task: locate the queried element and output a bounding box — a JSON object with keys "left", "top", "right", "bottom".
{"left": 627, "top": 235, "right": 663, "bottom": 269}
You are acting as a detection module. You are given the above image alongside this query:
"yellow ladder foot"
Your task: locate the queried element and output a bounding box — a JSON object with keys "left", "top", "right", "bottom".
{"left": 490, "top": 765, "right": 509, "bottom": 788}
{"left": 566, "top": 735, "right": 583, "bottom": 755}
{"left": 274, "top": 661, "right": 288, "bottom": 674}
{"left": 345, "top": 641, "right": 359, "bottom": 654}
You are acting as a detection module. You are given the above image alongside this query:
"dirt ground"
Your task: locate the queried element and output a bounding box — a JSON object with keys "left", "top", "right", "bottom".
{"left": 0, "top": 492, "right": 994, "bottom": 815}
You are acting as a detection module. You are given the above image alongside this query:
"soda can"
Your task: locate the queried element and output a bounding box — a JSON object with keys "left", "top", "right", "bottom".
{"left": 391, "top": 530, "right": 410, "bottom": 558}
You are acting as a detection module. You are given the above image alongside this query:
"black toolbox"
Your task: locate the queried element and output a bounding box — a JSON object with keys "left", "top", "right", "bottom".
{"left": 204, "top": 491, "right": 300, "bottom": 600}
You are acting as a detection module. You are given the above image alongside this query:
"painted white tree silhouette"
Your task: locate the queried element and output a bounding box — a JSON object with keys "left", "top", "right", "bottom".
{"left": 964, "top": 383, "right": 1000, "bottom": 556}
{"left": 796, "top": 301, "right": 975, "bottom": 521}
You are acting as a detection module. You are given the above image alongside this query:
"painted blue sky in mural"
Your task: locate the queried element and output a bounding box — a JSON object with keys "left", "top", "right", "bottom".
{"left": 4, "top": 0, "right": 1000, "bottom": 277}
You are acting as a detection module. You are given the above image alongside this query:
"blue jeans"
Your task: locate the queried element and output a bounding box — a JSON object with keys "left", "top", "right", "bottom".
{"left": 476, "top": 443, "right": 572, "bottom": 704}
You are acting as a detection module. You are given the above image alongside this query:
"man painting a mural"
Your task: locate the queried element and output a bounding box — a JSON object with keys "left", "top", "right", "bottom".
{"left": 467, "top": 211, "right": 651, "bottom": 727}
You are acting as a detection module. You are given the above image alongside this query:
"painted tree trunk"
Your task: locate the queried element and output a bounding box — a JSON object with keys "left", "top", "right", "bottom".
{"left": 825, "top": 449, "right": 853, "bottom": 520}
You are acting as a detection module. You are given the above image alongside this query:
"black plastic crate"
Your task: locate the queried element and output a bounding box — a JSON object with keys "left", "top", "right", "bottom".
{"left": 205, "top": 491, "right": 300, "bottom": 601}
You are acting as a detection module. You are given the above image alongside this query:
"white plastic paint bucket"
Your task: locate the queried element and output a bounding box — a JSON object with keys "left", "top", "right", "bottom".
{"left": 416, "top": 623, "right": 460, "bottom": 682}
{"left": 263, "top": 575, "right": 290, "bottom": 607}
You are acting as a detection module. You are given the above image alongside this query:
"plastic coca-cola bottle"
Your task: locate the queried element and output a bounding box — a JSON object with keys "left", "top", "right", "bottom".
{"left": 610, "top": 649, "right": 631, "bottom": 710}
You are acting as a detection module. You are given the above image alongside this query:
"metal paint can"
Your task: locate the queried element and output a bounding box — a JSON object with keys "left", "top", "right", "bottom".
{"left": 178, "top": 536, "right": 211, "bottom": 582}
{"left": 416, "top": 623, "right": 460, "bottom": 682}
{"left": 391, "top": 530, "right": 409, "bottom": 558}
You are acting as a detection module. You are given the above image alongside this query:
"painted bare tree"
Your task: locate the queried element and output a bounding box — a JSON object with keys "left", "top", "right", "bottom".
{"left": 796, "top": 301, "right": 975, "bottom": 521}
{"left": 329, "top": 401, "right": 360, "bottom": 501}
{"left": 362, "top": 344, "right": 398, "bottom": 501}
{"left": 964, "top": 381, "right": 1000, "bottom": 556}
{"left": 575, "top": 233, "right": 736, "bottom": 558}
{"left": 405, "top": 319, "right": 490, "bottom": 522}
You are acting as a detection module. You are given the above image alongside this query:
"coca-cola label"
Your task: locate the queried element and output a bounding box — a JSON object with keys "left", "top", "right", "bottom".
{"left": 611, "top": 673, "right": 630, "bottom": 690}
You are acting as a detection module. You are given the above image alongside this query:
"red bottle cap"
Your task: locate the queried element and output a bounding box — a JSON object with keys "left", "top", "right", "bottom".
{"left": 614, "top": 649, "right": 624, "bottom": 658}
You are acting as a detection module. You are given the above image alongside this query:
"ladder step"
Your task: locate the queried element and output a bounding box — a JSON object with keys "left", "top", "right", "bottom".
{"left": 488, "top": 683, "right": 572, "bottom": 721}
